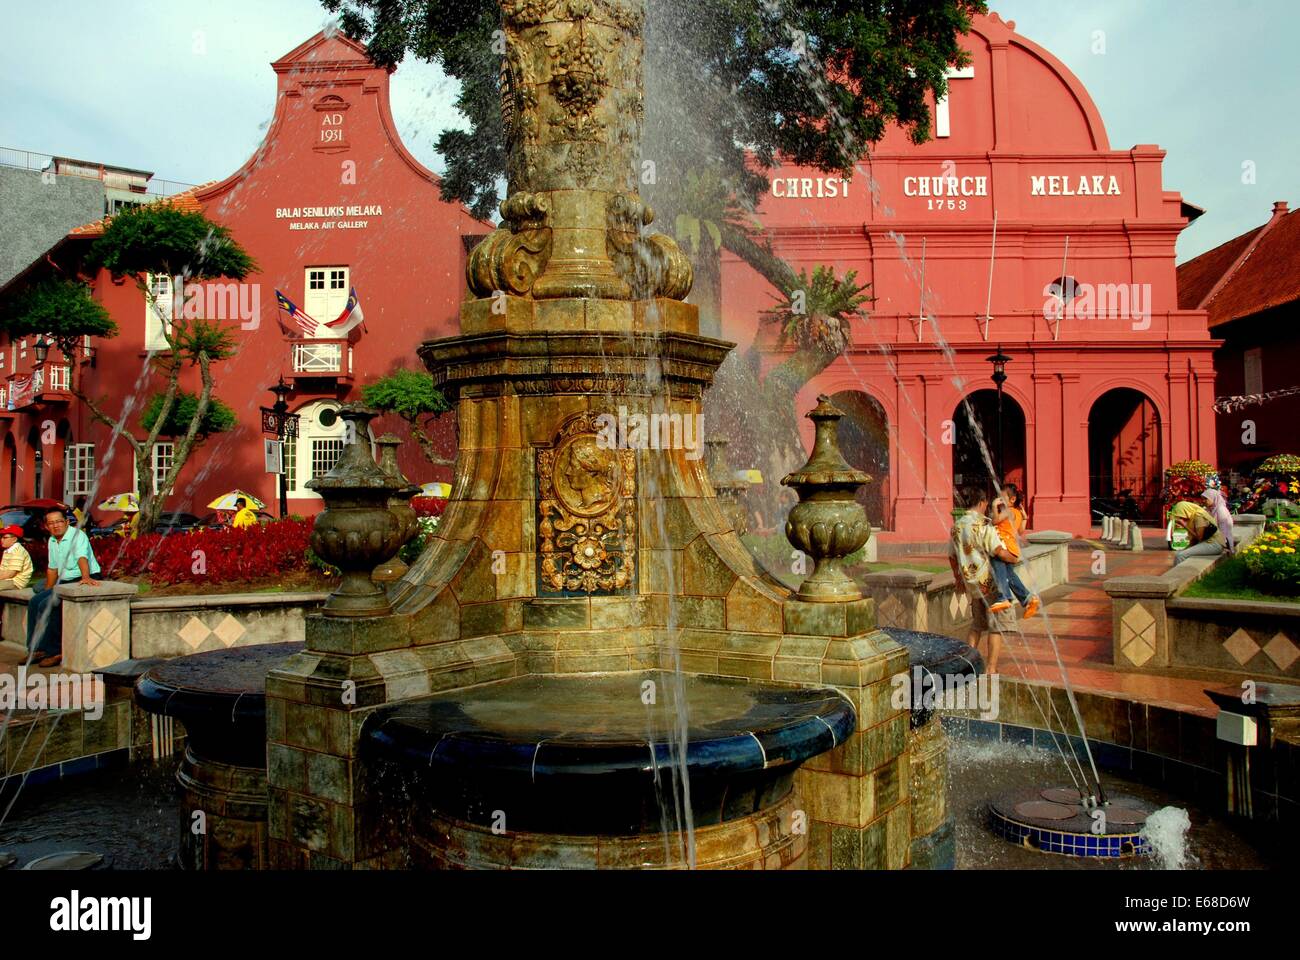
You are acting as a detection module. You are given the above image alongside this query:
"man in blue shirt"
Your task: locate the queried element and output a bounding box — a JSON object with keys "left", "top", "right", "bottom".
{"left": 28, "top": 507, "right": 100, "bottom": 667}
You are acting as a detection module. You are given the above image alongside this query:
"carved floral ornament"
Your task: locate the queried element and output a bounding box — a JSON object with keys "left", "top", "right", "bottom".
{"left": 502, "top": 0, "right": 643, "bottom": 30}
{"left": 537, "top": 412, "right": 637, "bottom": 594}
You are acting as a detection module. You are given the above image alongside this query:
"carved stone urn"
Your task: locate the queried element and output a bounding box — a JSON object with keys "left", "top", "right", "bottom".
{"left": 372, "top": 433, "right": 421, "bottom": 584}
{"left": 781, "top": 395, "right": 873, "bottom": 602}
{"left": 307, "top": 406, "right": 411, "bottom": 617}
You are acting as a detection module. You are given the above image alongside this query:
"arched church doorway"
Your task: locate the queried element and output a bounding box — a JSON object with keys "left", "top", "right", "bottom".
{"left": 1088, "top": 388, "right": 1162, "bottom": 522}
{"left": 951, "top": 389, "right": 1026, "bottom": 498}
{"left": 830, "top": 390, "right": 891, "bottom": 529}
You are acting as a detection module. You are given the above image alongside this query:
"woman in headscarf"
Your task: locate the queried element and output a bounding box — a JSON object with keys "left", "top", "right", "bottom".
{"left": 1201, "top": 487, "right": 1235, "bottom": 553}
{"left": 1169, "top": 500, "right": 1225, "bottom": 564}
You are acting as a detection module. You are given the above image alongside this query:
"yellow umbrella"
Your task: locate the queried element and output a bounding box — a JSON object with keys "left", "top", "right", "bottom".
{"left": 206, "top": 490, "right": 266, "bottom": 511}
{"left": 97, "top": 493, "right": 139, "bottom": 513}
{"left": 421, "top": 482, "right": 452, "bottom": 498}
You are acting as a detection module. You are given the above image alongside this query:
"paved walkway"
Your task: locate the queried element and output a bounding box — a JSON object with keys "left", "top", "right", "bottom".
{"left": 997, "top": 532, "right": 1221, "bottom": 718}
{"left": 888, "top": 531, "right": 1234, "bottom": 717}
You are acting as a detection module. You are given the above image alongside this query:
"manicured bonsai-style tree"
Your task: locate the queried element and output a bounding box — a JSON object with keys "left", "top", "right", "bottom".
{"left": 2, "top": 202, "right": 256, "bottom": 531}
{"left": 360, "top": 367, "right": 453, "bottom": 468}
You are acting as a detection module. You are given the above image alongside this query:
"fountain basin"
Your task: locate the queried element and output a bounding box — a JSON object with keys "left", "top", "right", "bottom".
{"left": 135, "top": 642, "right": 302, "bottom": 870}
{"left": 363, "top": 671, "right": 854, "bottom": 868}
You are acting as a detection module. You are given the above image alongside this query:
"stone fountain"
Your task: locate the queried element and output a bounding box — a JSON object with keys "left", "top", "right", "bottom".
{"left": 251, "top": 0, "right": 960, "bottom": 870}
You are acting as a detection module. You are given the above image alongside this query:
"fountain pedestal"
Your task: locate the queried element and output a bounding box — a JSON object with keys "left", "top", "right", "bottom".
{"left": 135, "top": 642, "right": 303, "bottom": 870}
{"left": 265, "top": 0, "right": 921, "bottom": 870}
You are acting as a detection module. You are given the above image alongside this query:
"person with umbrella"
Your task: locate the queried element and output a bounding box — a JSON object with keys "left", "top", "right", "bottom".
{"left": 208, "top": 490, "right": 265, "bottom": 529}
{"left": 98, "top": 492, "right": 140, "bottom": 538}
{"left": 232, "top": 497, "right": 259, "bottom": 529}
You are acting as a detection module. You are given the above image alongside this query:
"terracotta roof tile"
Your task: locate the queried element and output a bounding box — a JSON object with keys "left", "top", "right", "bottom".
{"left": 66, "top": 181, "right": 218, "bottom": 239}
{"left": 1202, "top": 207, "right": 1300, "bottom": 327}
{"left": 1176, "top": 226, "right": 1262, "bottom": 310}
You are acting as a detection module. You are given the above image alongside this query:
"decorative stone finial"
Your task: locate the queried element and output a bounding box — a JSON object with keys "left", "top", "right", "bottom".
{"left": 307, "top": 406, "right": 412, "bottom": 616}
{"left": 781, "top": 395, "right": 873, "bottom": 602}
{"left": 372, "top": 433, "right": 422, "bottom": 584}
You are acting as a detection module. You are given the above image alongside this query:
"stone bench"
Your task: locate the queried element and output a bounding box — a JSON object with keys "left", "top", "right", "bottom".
{"left": 1, "top": 581, "right": 138, "bottom": 671}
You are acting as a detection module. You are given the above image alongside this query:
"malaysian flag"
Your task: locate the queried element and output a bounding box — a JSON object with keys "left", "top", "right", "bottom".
{"left": 324, "top": 286, "right": 365, "bottom": 340}
{"left": 275, "top": 290, "right": 318, "bottom": 338}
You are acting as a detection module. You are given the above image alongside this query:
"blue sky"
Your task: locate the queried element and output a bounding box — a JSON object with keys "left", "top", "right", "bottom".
{"left": 3, "top": 0, "right": 1295, "bottom": 261}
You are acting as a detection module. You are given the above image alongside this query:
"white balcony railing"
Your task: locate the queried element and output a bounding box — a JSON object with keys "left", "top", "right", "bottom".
{"left": 292, "top": 340, "right": 345, "bottom": 375}
{"left": 48, "top": 364, "right": 71, "bottom": 391}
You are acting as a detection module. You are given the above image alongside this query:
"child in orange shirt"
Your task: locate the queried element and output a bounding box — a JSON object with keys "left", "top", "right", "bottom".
{"left": 990, "top": 487, "right": 1040, "bottom": 618}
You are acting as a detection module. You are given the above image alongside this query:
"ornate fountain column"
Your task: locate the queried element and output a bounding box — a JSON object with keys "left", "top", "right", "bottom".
{"left": 265, "top": 0, "right": 919, "bottom": 871}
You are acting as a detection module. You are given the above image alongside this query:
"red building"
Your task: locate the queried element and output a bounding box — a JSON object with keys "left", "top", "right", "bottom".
{"left": 0, "top": 32, "right": 483, "bottom": 516}
{"left": 721, "top": 12, "right": 1218, "bottom": 540}
{"left": 1177, "top": 200, "right": 1300, "bottom": 477}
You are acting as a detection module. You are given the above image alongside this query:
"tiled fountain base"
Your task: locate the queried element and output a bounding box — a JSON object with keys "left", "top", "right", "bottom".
{"left": 988, "top": 785, "right": 1152, "bottom": 858}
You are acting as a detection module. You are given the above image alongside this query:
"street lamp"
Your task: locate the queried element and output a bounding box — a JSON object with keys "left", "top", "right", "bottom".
{"left": 986, "top": 344, "right": 1012, "bottom": 481}
{"left": 34, "top": 337, "right": 50, "bottom": 365}
{"left": 261, "top": 377, "right": 299, "bottom": 518}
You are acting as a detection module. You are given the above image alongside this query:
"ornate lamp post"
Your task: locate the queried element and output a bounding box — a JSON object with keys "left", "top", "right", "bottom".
{"left": 986, "top": 344, "right": 1011, "bottom": 481}
{"left": 34, "top": 337, "right": 50, "bottom": 365}
{"left": 260, "top": 377, "right": 299, "bottom": 518}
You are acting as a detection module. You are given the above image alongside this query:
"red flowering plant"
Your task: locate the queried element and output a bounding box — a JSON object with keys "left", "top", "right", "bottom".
{"left": 94, "top": 517, "right": 317, "bottom": 586}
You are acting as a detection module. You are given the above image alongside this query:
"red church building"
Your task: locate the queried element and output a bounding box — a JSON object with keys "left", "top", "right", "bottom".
{"left": 721, "top": 11, "right": 1219, "bottom": 540}
{"left": 0, "top": 32, "right": 483, "bottom": 517}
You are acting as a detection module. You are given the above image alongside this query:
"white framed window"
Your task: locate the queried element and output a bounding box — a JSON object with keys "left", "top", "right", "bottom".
{"left": 49, "top": 364, "right": 71, "bottom": 391}
{"left": 303, "top": 266, "right": 349, "bottom": 331}
{"left": 312, "top": 438, "right": 345, "bottom": 481}
{"left": 135, "top": 442, "right": 175, "bottom": 496}
{"left": 64, "top": 443, "right": 95, "bottom": 498}
{"left": 145, "top": 273, "right": 174, "bottom": 351}
{"left": 283, "top": 433, "right": 297, "bottom": 492}
{"left": 153, "top": 442, "right": 174, "bottom": 494}
{"left": 1244, "top": 347, "right": 1263, "bottom": 395}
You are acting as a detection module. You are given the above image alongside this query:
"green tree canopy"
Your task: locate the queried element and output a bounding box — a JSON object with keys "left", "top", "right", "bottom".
{"left": 362, "top": 367, "right": 451, "bottom": 420}
{"left": 140, "top": 390, "right": 238, "bottom": 437}
{"left": 1, "top": 277, "right": 117, "bottom": 346}
{"left": 361, "top": 368, "right": 453, "bottom": 466}
{"left": 90, "top": 202, "right": 258, "bottom": 282}
{"left": 324, "top": 0, "right": 985, "bottom": 223}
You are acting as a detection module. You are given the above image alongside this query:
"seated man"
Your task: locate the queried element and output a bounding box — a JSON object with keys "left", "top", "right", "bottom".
{"left": 0, "top": 524, "right": 34, "bottom": 591}
{"left": 28, "top": 508, "right": 100, "bottom": 668}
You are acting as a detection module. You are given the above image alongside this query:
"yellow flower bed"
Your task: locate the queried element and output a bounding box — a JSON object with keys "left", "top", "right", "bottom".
{"left": 1240, "top": 522, "right": 1300, "bottom": 594}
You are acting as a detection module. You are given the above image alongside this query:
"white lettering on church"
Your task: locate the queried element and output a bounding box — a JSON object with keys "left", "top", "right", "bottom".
{"left": 1030, "top": 174, "right": 1121, "bottom": 196}
{"left": 903, "top": 176, "right": 987, "bottom": 198}
{"left": 770, "top": 177, "right": 849, "bottom": 199}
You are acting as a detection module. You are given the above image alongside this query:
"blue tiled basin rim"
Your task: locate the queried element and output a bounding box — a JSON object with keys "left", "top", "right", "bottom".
{"left": 990, "top": 806, "right": 1149, "bottom": 858}
{"left": 364, "top": 670, "right": 856, "bottom": 779}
